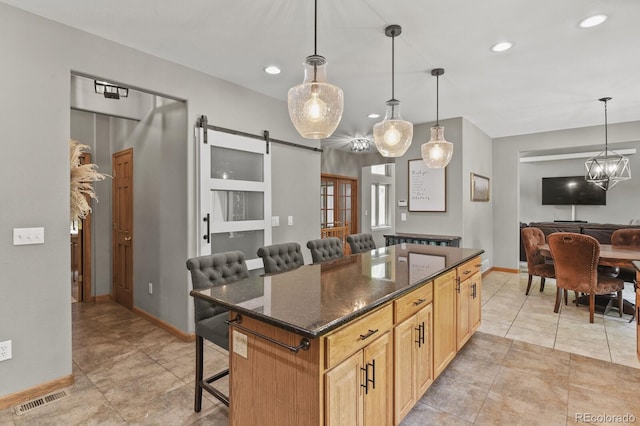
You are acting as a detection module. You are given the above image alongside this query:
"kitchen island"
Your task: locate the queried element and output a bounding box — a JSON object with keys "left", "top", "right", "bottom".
{"left": 191, "top": 244, "right": 484, "bottom": 425}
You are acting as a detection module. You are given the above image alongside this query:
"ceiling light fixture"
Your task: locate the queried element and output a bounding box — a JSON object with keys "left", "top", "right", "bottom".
{"left": 373, "top": 25, "right": 413, "bottom": 157}
{"left": 287, "top": 0, "right": 343, "bottom": 139}
{"left": 94, "top": 80, "right": 128, "bottom": 99}
{"left": 579, "top": 14, "right": 608, "bottom": 28}
{"left": 421, "top": 68, "right": 453, "bottom": 168}
{"left": 367, "top": 113, "right": 380, "bottom": 119}
{"left": 491, "top": 41, "right": 512, "bottom": 52}
{"left": 264, "top": 65, "right": 281, "bottom": 75}
{"left": 350, "top": 137, "right": 372, "bottom": 152}
{"left": 584, "top": 97, "right": 631, "bottom": 190}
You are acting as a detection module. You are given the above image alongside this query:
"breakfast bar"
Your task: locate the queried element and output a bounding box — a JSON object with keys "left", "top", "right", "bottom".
{"left": 191, "top": 244, "right": 484, "bottom": 426}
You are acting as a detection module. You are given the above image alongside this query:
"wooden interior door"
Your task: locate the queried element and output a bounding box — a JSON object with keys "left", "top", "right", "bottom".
{"left": 321, "top": 175, "right": 357, "bottom": 233}
{"left": 112, "top": 148, "right": 134, "bottom": 309}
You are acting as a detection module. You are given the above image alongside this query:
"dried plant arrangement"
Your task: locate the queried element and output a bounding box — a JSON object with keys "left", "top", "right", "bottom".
{"left": 70, "top": 139, "right": 108, "bottom": 222}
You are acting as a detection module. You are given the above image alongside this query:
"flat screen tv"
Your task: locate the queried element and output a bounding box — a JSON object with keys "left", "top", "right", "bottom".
{"left": 541, "top": 176, "right": 606, "bottom": 205}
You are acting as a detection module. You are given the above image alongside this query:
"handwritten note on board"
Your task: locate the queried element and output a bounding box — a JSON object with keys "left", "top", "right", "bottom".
{"left": 408, "top": 159, "right": 446, "bottom": 211}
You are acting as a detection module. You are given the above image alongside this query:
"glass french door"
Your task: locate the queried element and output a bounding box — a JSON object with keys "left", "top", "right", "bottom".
{"left": 320, "top": 174, "right": 357, "bottom": 235}
{"left": 197, "top": 126, "right": 271, "bottom": 271}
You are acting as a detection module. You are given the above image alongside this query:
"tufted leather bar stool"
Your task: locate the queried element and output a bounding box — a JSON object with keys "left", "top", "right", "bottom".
{"left": 346, "top": 233, "right": 377, "bottom": 254}
{"left": 548, "top": 233, "right": 624, "bottom": 323}
{"left": 257, "top": 242, "right": 305, "bottom": 274}
{"left": 186, "top": 251, "right": 249, "bottom": 411}
{"left": 306, "top": 237, "right": 345, "bottom": 264}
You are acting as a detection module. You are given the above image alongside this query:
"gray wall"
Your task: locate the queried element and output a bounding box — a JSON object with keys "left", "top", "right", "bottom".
{"left": 0, "top": 3, "right": 319, "bottom": 397}
{"left": 493, "top": 120, "right": 640, "bottom": 269}
{"left": 519, "top": 141, "right": 640, "bottom": 224}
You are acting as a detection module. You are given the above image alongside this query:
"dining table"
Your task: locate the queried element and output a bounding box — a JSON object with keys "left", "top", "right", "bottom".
{"left": 538, "top": 243, "right": 640, "bottom": 317}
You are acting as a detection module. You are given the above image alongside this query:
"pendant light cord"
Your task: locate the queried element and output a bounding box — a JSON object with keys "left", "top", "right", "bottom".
{"left": 436, "top": 73, "right": 439, "bottom": 126}
{"left": 314, "top": 0, "right": 317, "bottom": 56}
{"left": 391, "top": 33, "right": 395, "bottom": 100}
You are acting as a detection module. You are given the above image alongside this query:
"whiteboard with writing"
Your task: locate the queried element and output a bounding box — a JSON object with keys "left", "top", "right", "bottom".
{"left": 408, "top": 159, "right": 446, "bottom": 211}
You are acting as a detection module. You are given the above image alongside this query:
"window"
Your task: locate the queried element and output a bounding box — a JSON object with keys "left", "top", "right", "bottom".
{"left": 371, "top": 183, "right": 390, "bottom": 228}
{"left": 371, "top": 164, "right": 390, "bottom": 176}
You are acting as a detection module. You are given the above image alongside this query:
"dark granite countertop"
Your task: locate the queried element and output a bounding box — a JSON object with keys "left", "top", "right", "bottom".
{"left": 190, "top": 244, "right": 484, "bottom": 339}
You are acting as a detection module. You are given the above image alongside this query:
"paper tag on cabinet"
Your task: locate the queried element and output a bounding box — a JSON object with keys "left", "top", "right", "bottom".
{"left": 233, "top": 330, "right": 248, "bottom": 359}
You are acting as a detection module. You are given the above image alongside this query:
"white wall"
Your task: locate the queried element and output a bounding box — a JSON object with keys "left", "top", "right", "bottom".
{"left": 0, "top": 3, "right": 320, "bottom": 398}
{"left": 493, "top": 120, "right": 640, "bottom": 269}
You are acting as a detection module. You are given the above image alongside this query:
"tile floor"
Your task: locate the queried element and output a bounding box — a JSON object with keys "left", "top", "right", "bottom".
{"left": 1, "top": 270, "right": 639, "bottom": 425}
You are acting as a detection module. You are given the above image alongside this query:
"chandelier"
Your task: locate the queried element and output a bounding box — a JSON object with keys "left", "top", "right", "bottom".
{"left": 350, "top": 138, "right": 371, "bottom": 152}
{"left": 584, "top": 97, "right": 631, "bottom": 190}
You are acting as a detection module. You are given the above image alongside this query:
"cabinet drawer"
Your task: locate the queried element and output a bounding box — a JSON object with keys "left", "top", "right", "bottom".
{"left": 325, "top": 304, "right": 393, "bottom": 369}
{"left": 457, "top": 257, "right": 481, "bottom": 283}
{"left": 394, "top": 282, "right": 433, "bottom": 323}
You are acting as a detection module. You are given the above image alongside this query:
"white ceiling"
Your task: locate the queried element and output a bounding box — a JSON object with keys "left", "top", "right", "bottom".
{"left": 5, "top": 0, "right": 639, "bottom": 150}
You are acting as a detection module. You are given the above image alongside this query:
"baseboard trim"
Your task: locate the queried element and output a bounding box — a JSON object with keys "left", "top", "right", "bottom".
{"left": 132, "top": 307, "right": 194, "bottom": 343}
{"left": 94, "top": 294, "right": 113, "bottom": 303}
{"left": 0, "top": 374, "right": 74, "bottom": 410}
{"left": 487, "top": 266, "right": 520, "bottom": 274}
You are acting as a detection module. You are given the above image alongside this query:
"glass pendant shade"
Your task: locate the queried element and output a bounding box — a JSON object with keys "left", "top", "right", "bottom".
{"left": 288, "top": 55, "right": 344, "bottom": 139}
{"left": 585, "top": 150, "right": 631, "bottom": 190}
{"left": 421, "top": 125, "right": 453, "bottom": 168}
{"left": 373, "top": 100, "right": 413, "bottom": 157}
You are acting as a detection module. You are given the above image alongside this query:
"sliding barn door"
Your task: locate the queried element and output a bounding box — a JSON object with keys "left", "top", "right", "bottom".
{"left": 196, "top": 124, "right": 271, "bottom": 271}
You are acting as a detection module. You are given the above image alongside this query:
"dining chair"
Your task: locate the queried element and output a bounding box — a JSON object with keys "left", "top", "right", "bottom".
{"left": 257, "top": 242, "right": 305, "bottom": 274}
{"left": 520, "top": 227, "right": 555, "bottom": 295}
{"left": 548, "top": 233, "right": 624, "bottom": 323}
{"left": 306, "top": 237, "right": 344, "bottom": 264}
{"left": 186, "top": 250, "right": 249, "bottom": 411}
{"left": 611, "top": 229, "right": 640, "bottom": 313}
{"left": 346, "top": 233, "right": 377, "bottom": 254}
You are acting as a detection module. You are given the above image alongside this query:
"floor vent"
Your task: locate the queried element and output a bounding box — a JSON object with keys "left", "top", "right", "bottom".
{"left": 14, "top": 390, "right": 69, "bottom": 415}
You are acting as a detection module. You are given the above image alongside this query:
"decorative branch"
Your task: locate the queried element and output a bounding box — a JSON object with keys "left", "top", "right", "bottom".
{"left": 70, "top": 139, "right": 109, "bottom": 222}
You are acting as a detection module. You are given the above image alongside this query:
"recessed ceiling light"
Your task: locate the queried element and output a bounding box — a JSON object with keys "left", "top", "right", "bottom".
{"left": 263, "top": 65, "right": 281, "bottom": 75}
{"left": 491, "top": 41, "right": 513, "bottom": 52}
{"left": 579, "top": 14, "right": 608, "bottom": 28}
{"left": 367, "top": 113, "right": 380, "bottom": 119}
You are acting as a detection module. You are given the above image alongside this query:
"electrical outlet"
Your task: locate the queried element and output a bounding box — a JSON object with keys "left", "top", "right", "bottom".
{"left": 0, "top": 340, "right": 12, "bottom": 361}
{"left": 148, "top": 283, "right": 153, "bottom": 294}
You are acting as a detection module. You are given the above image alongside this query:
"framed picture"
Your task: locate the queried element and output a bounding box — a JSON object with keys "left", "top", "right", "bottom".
{"left": 471, "top": 173, "right": 490, "bottom": 202}
{"left": 408, "top": 159, "right": 446, "bottom": 212}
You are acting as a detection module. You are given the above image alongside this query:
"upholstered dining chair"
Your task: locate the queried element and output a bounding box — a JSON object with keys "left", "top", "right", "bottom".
{"left": 306, "top": 237, "right": 344, "bottom": 264}
{"left": 548, "top": 233, "right": 624, "bottom": 323}
{"left": 346, "top": 233, "right": 377, "bottom": 254}
{"left": 257, "top": 242, "right": 305, "bottom": 274}
{"left": 520, "top": 227, "right": 555, "bottom": 295}
{"left": 186, "top": 251, "right": 249, "bottom": 411}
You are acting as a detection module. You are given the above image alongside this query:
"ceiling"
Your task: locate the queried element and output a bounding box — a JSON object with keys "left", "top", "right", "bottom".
{"left": 5, "top": 0, "right": 639, "bottom": 151}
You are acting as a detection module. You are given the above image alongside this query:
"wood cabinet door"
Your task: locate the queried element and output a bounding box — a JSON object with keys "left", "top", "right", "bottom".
{"left": 363, "top": 332, "right": 393, "bottom": 426}
{"left": 456, "top": 277, "right": 471, "bottom": 350}
{"left": 434, "top": 271, "right": 457, "bottom": 378}
{"left": 394, "top": 316, "right": 417, "bottom": 424}
{"left": 416, "top": 304, "right": 433, "bottom": 398}
{"left": 470, "top": 272, "right": 482, "bottom": 333}
{"left": 325, "top": 351, "right": 364, "bottom": 426}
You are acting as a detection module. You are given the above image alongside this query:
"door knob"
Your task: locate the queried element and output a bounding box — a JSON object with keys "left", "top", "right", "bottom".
{"left": 124, "top": 236, "right": 132, "bottom": 241}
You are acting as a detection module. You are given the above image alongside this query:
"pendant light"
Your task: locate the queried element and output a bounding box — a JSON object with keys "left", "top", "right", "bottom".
{"left": 373, "top": 25, "right": 413, "bottom": 157}
{"left": 584, "top": 97, "right": 631, "bottom": 190}
{"left": 288, "top": 0, "right": 344, "bottom": 139}
{"left": 421, "top": 68, "right": 453, "bottom": 168}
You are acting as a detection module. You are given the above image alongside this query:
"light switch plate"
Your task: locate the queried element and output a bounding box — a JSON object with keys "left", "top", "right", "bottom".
{"left": 271, "top": 216, "right": 280, "bottom": 227}
{"left": 401, "top": 213, "right": 407, "bottom": 221}
{"left": 13, "top": 227, "right": 45, "bottom": 245}
{"left": 287, "top": 216, "right": 293, "bottom": 226}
